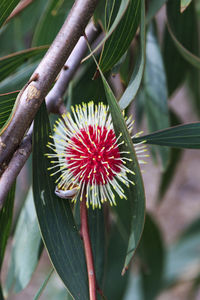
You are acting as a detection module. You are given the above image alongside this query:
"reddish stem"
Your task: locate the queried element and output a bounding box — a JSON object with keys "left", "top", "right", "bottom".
{"left": 80, "top": 193, "right": 97, "bottom": 300}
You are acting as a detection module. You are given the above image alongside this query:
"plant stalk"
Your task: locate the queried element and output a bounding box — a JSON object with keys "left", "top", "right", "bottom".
{"left": 80, "top": 193, "right": 97, "bottom": 300}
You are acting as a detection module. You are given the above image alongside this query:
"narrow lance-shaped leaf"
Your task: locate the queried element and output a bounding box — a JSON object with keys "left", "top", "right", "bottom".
{"left": 138, "top": 213, "right": 164, "bottom": 300}
{"left": 33, "top": 269, "right": 54, "bottom": 300}
{"left": 167, "top": 24, "right": 200, "bottom": 69}
{"left": 146, "top": 0, "right": 167, "bottom": 23}
{"left": 99, "top": 0, "right": 141, "bottom": 73}
{"left": 32, "top": 0, "right": 73, "bottom": 46}
{"left": 119, "top": 0, "right": 145, "bottom": 110}
{"left": 88, "top": 42, "right": 146, "bottom": 273}
{"left": 143, "top": 21, "right": 170, "bottom": 170}
{"left": 0, "top": 62, "right": 38, "bottom": 94}
{"left": 82, "top": 0, "right": 130, "bottom": 63}
{"left": 158, "top": 111, "right": 182, "bottom": 201}
{"left": 32, "top": 101, "right": 89, "bottom": 300}
{"left": 164, "top": 217, "right": 200, "bottom": 287}
{"left": 132, "top": 122, "right": 200, "bottom": 149}
{"left": 0, "top": 91, "right": 18, "bottom": 130}
{"left": 167, "top": 0, "right": 200, "bottom": 69}
{"left": 163, "top": 24, "right": 188, "bottom": 96}
{"left": 5, "top": 188, "right": 42, "bottom": 294}
{"left": 0, "top": 183, "right": 15, "bottom": 270}
{"left": 0, "top": 0, "right": 21, "bottom": 28}
{"left": 0, "top": 46, "right": 48, "bottom": 82}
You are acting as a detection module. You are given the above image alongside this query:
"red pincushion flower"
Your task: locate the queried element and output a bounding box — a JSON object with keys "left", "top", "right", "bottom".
{"left": 47, "top": 102, "right": 147, "bottom": 208}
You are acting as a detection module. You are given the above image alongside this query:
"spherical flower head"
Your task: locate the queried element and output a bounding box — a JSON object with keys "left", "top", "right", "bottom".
{"left": 46, "top": 102, "right": 147, "bottom": 209}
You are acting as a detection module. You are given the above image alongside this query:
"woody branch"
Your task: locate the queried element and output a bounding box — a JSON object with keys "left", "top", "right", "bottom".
{"left": 0, "top": 22, "right": 100, "bottom": 208}
{"left": 0, "top": 0, "right": 99, "bottom": 169}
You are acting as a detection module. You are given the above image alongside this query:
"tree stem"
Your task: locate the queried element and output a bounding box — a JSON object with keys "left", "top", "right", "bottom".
{"left": 80, "top": 193, "right": 97, "bottom": 300}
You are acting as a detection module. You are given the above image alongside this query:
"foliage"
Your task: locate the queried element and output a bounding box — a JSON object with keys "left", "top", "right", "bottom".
{"left": 0, "top": 0, "right": 200, "bottom": 299}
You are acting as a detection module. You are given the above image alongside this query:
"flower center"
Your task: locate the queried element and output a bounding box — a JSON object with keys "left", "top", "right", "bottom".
{"left": 66, "top": 125, "right": 122, "bottom": 185}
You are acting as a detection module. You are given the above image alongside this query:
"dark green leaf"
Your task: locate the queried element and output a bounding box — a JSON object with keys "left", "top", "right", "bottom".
{"left": 132, "top": 122, "right": 200, "bottom": 149}
{"left": 144, "top": 22, "right": 170, "bottom": 169}
{"left": 158, "top": 111, "right": 182, "bottom": 200}
{"left": 32, "top": 0, "right": 73, "bottom": 46}
{"left": 0, "top": 62, "right": 38, "bottom": 94}
{"left": 32, "top": 101, "right": 89, "bottom": 300}
{"left": 90, "top": 46, "right": 145, "bottom": 272}
{"left": 0, "top": 46, "right": 48, "bottom": 82}
{"left": 70, "top": 60, "right": 106, "bottom": 107}
{"left": 187, "top": 68, "right": 200, "bottom": 116}
{"left": 0, "top": 286, "right": 3, "bottom": 300}
{"left": 0, "top": 0, "right": 47, "bottom": 55}
{"left": 138, "top": 213, "right": 164, "bottom": 300}
{"left": 119, "top": 0, "right": 145, "bottom": 110}
{"left": 5, "top": 188, "right": 42, "bottom": 293}
{"left": 88, "top": 207, "right": 105, "bottom": 287}
{"left": 163, "top": 24, "right": 188, "bottom": 96}
{"left": 82, "top": 0, "right": 130, "bottom": 63}
{"left": 104, "top": 225, "right": 129, "bottom": 300}
{"left": 158, "top": 147, "right": 182, "bottom": 200}
{"left": 167, "top": 0, "right": 200, "bottom": 69}
{"left": 0, "top": 183, "right": 15, "bottom": 270}
{"left": 0, "top": 0, "right": 20, "bottom": 28}
{"left": 0, "top": 91, "right": 18, "bottom": 130}
{"left": 146, "top": 0, "right": 167, "bottom": 23}
{"left": 99, "top": 0, "right": 141, "bottom": 73}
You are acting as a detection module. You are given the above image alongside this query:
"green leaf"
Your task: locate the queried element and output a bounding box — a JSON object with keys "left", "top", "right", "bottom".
{"left": 167, "top": 0, "right": 200, "bottom": 69}
{"left": 32, "top": 101, "right": 88, "bottom": 300}
{"left": 163, "top": 24, "right": 188, "bottom": 96}
{"left": 32, "top": 0, "right": 73, "bottom": 46}
{"left": 138, "top": 213, "right": 164, "bottom": 300}
{"left": 0, "top": 183, "right": 15, "bottom": 270}
{"left": 0, "top": 91, "right": 18, "bottom": 130}
{"left": 104, "top": 225, "right": 129, "bottom": 300}
{"left": 188, "top": 68, "right": 200, "bottom": 116}
{"left": 119, "top": 0, "right": 145, "bottom": 110}
{"left": 0, "top": 285, "right": 3, "bottom": 300}
{"left": 82, "top": 0, "right": 130, "bottom": 63}
{"left": 0, "top": 46, "right": 48, "bottom": 82}
{"left": 158, "top": 111, "right": 182, "bottom": 200}
{"left": 89, "top": 43, "right": 145, "bottom": 273}
{"left": 0, "top": 0, "right": 47, "bottom": 55}
{"left": 132, "top": 122, "right": 200, "bottom": 149}
{"left": 180, "top": 0, "right": 192, "bottom": 13}
{"left": 5, "top": 188, "right": 42, "bottom": 293}
{"left": 88, "top": 207, "right": 105, "bottom": 287}
{"left": 70, "top": 60, "right": 106, "bottom": 107}
{"left": 33, "top": 269, "right": 54, "bottom": 300}
{"left": 99, "top": 0, "right": 141, "bottom": 73}
{"left": 143, "top": 22, "right": 170, "bottom": 170}
{"left": 0, "top": 0, "right": 20, "bottom": 28}
{"left": 0, "top": 61, "right": 38, "bottom": 93}
{"left": 164, "top": 217, "right": 200, "bottom": 286}
{"left": 146, "top": 0, "right": 167, "bottom": 23}
{"left": 167, "top": 24, "right": 200, "bottom": 69}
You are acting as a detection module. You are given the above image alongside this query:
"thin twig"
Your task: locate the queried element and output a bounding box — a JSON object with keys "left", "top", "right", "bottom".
{"left": 46, "top": 22, "right": 100, "bottom": 113}
{"left": 0, "top": 22, "right": 100, "bottom": 208}
{"left": 0, "top": 0, "right": 99, "bottom": 168}
{"left": 80, "top": 191, "right": 97, "bottom": 300}
{"left": 6, "top": 0, "right": 35, "bottom": 23}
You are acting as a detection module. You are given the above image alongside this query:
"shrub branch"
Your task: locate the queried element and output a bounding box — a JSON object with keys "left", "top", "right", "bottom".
{"left": 0, "top": 20, "right": 100, "bottom": 208}
{"left": 0, "top": 0, "right": 99, "bottom": 170}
